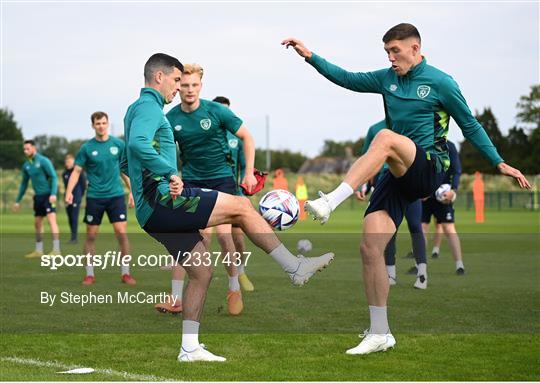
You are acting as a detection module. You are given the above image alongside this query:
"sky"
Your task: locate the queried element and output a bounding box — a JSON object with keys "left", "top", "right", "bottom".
{"left": 1, "top": 1, "right": 538, "bottom": 157}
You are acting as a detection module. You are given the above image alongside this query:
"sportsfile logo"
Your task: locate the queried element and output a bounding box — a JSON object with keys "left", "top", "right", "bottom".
{"left": 40, "top": 251, "right": 252, "bottom": 270}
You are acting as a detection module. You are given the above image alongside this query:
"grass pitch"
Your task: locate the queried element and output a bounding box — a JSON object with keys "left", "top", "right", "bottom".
{"left": 1, "top": 205, "right": 539, "bottom": 381}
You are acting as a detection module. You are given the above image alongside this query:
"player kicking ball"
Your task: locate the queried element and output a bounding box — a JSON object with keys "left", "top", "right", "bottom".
{"left": 283, "top": 23, "right": 530, "bottom": 355}
{"left": 123, "top": 53, "right": 333, "bottom": 362}
{"left": 65, "top": 112, "right": 136, "bottom": 285}
{"left": 13, "top": 140, "right": 61, "bottom": 258}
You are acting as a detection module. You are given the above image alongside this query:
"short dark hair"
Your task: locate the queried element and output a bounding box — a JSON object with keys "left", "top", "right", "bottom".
{"left": 91, "top": 111, "right": 109, "bottom": 124}
{"left": 213, "top": 96, "right": 230, "bottom": 106}
{"left": 144, "top": 53, "right": 184, "bottom": 83}
{"left": 65, "top": 153, "right": 74, "bottom": 159}
{"left": 23, "top": 139, "right": 35, "bottom": 146}
{"left": 382, "top": 23, "right": 421, "bottom": 43}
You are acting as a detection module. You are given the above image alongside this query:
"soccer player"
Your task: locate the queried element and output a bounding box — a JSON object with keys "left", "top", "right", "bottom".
{"left": 356, "top": 120, "right": 428, "bottom": 289}
{"left": 65, "top": 112, "right": 136, "bottom": 286}
{"left": 123, "top": 53, "right": 333, "bottom": 362}
{"left": 13, "top": 140, "right": 61, "bottom": 257}
{"left": 213, "top": 95, "right": 255, "bottom": 292}
{"left": 165, "top": 65, "right": 257, "bottom": 316}
{"left": 283, "top": 23, "right": 530, "bottom": 355}
{"left": 422, "top": 140, "right": 465, "bottom": 275}
{"left": 62, "top": 154, "right": 86, "bottom": 244}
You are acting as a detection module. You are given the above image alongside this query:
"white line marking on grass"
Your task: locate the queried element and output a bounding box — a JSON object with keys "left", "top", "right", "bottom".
{"left": 1, "top": 356, "right": 174, "bottom": 381}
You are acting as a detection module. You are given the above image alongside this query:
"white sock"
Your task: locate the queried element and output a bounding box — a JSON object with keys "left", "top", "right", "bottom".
{"left": 238, "top": 264, "right": 245, "bottom": 274}
{"left": 417, "top": 263, "right": 427, "bottom": 277}
{"left": 432, "top": 246, "right": 440, "bottom": 254}
{"left": 172, "top": 280, "right": 184, "bottom": 302}
{"left": 326, "top": 182, "right": 354, "bottom": 211}
{"left": 52, "top": 239, "right": 60, "bottom": 252}
{"left": 36, "top": 241, "right": 44, "bottom": 252}
{"left": 229, "top": 275, "right": 240, "bottom": 291}
{"left": 386, "top": 265, "right": 396, "bottom": 279}
{"left": 121, "top": 264, "right": 130, "bottom": 276}
{"left": 368, "top": 305, "right": 389, "bottom": 335}
{"left": 456, "top": 260, "right": 464, "bottom": 270}
{"left": 269, "top": 243, "right": 299, "bottom": 273}
{"left": 182, "top": 320, "right": 200, "bottom": 352}
{"left": 85, "top": 265, "right": 94, "bottom": 277}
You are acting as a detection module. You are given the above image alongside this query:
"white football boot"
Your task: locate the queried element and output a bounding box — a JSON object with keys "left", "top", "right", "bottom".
{"left": 289, "top": 253, "right": 334, "bottom": 286}
{"left": 388, "top": 276, "right": 397, "bottom": 286}
{"left": 304, "top": 191, "right": 332, "bottom": 224}
{"left": 346, "top": 330, "right": 396, "bottom": 355}
{"left": 413, "top": 274, "right": 427, "bottom": 290}
{"left": 178, "top": 345, "right": 226, "bottom": 362}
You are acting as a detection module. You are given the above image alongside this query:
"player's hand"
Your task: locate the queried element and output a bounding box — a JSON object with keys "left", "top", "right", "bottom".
{"left": 497, "top": 162, "right": 531, "bottom": 189}
{"left": 441, "top": 190, "right": 456, "bottom": 205}
{"left": 65, "top": 192, "right": 73, "bottom": 205}
{"left": 355, "top": 191, "right": 367, "bottom": 201}
{"left": 169, "top": 175, "right": 183, "bottom": 197}
{"left": 49, "top": 195, "right": 57, "bottom": 204}
{"left": 11, "top": 203, "right": 20, "bottom": 213}
{"left": 128, "top": 192, "right": 135, "bottom": 208}
{"left": 242, "top": 173, "right": 257, "bottom": 194}
{"left": 281, "top": 38, "right": 312, "bottom": 59}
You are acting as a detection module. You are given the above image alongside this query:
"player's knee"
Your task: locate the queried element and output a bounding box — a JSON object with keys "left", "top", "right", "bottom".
{"left": 372, "top": 129, "right": 395, "bottom": 148}
{"left": 360, "top": 241, "right": 379, "bottom": 263}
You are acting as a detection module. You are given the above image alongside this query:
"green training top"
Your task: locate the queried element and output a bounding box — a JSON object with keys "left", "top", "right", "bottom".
{"left": 16, "top": 153, "right": 58, "bottom": 202}
{"left": 308, "top": 54, "right": 504, "bottom": 172}
{"left": 227, "top": 131, "right": 246, "bottom": 189}
{"left": 166, "top": 99, "right": 243, "bottom": 181}
{"left": 123, "top": 88, "right": 201, "bottom": 227}
{"left": 75, "top": 136, "right": 125, "bottom": 199}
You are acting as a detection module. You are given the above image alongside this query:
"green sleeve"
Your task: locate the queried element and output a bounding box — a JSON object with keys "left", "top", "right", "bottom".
{"left": 42, "top": 157, "right": 58, "bottom": 195}
{"left": 219, "top": 104, "right": 243, "bottom": 134}
{"left": 16, "top": 166, "right": 29, "bottom": 203}
{"left": 120, "top": 146, "right": 129, "bottom": 176}
{"left": 128, "top": 105, "right": 177, "bottom": 179}
{"left": 307, "top": 53, "right": 386, "bottom": 93}
{"left": 74, "top": 145, "right": 87, "bottom": 168}
{"left": 439, "top": 77, "right": 503, "bottom": 167}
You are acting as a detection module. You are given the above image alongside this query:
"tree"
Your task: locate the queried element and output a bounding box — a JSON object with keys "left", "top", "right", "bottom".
{"left": 516, "top": 84, "right": 540, "bottom": 130}
{"left": 459, "top": 107, "right": 504, "bottom": 174}
{"left": 254, "top": 149, "right": 308, "bottom": 172}
{"left": 33, "top": 135, "right": 70, "bottom": 168}
{"left": 0, "top": 108, "right": 25, "bottom": 169}
{"left": 505, "top": 126, "right": 532, "bottom": 173}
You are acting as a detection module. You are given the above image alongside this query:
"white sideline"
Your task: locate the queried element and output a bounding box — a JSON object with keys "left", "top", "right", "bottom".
{"left": 1, "top": 356, "right": 173, "bottom": 381}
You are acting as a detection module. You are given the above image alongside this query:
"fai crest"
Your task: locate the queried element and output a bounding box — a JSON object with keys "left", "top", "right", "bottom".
{"left": 200, "top": 119, "right": 212, "bottom": 130}
{"left": 110, "top": 146, "right": 119, "bottom": 155}
{"left": 417, "top": 85, "right": 431, "bottom": 99}
{"left": 229, "top": 139, "right": 238, "bottom": 149}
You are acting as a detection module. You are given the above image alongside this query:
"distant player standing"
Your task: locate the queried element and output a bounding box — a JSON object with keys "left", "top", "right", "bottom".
{"left": 213, "top": 95, "right": 255, "bottom": 292}
{"left": 62, "top": 154, "right": 86, "bottom": 244}
{"left": 422, "top": 140, "right": 465, "bottom": 274}
{"left": 283, "top": 23, "right": 530, "bottom": 354}
{"left": 123, "top": 53, "right": 333, "bottom": 362}
{"left": 165, "top": 64, "right": 258, "bottom": 315}
{"left": 65, "top": 112, "right": 136, "bottom": 285}
{"left": 13, "top": 140, "right": 61, "bottom": 258}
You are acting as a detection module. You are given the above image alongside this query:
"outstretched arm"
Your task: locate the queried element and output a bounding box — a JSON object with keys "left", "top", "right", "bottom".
{"left": 440, "top": 77, "right": 530, "bottom": 189}
{"left": 282, "top": 37, "right": 385, "bottom": 93}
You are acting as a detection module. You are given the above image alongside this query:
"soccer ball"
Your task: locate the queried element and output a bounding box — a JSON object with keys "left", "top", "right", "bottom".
{"left": 297, "top": 239, "right": 313, "bottom": 254}
{"left": 259, "top": 190, "right": 299, "bottom": 231}
{"left": 435, "top": 183, "right": 451, "bottom": 202}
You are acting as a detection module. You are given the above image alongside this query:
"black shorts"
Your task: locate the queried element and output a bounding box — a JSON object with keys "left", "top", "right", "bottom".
{"left": 84, "top": 195, "right": 127, "bottom": 225}
{"left": 33, "top": 194, "right": 56, "bottom": 217}
{"left": 422, "top": 198, "right": 455, "bottom": 224}
{"left": 365, "top": 143, "right": 444, "bottom": 229}
{"left": 183, "top": 176, "right": 237, "bottom": 195}
{"left": 143, "top": 187, "right": 219, "bottom": 260}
